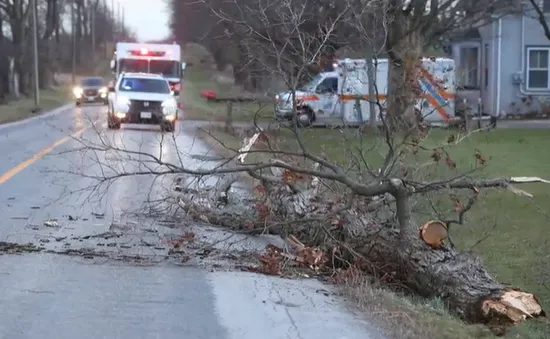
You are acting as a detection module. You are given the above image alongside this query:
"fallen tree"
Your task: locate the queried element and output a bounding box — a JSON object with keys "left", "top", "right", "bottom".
{"left": 171, "top": 128, "right": 547, "bottom": 334}
{"left": 73, "top": 110, "right": 547, "bottom": 334}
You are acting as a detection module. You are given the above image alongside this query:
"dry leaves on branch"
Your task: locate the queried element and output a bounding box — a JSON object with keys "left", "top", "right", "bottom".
{"left": 430, "top": 148, "right": 443, "bottom": 162}
{"left": 475, "top": 149, "right": 487, "bottom": 165}
{"left": 446, "top": 134, "right": 456, "bottom": 144}
{"left": 255, "top": 201, "right": 270, "bottom": 220}
{"left": 282, "top": 169, "right": 307, "bottom": 184}
{"left": 164, "top": 231, "right": 196, "bottom": 248}
{"left": 256, "top": 244, "right": 283, "bottom": 275}
{"left": 445, "top": 155, "right": 456, "bottom": 169}
{"left": 287, "top": 235, "right": 328, "bottom": 270}
{"left": 450, "top": 195, "right": 463, "bottom": 213}
{"left": 249, "top": 236, "right": 328, "bottom": 276}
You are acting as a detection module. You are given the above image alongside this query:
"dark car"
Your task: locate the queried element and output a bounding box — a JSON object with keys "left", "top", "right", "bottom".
{"left": 73, "top": 77, "right": 108, "bottom": 106}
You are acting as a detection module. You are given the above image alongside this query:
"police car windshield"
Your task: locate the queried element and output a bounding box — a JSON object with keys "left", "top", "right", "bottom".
{"left": 118, "top": 78, "right": 170, "bottom": 94}
{"left": 80, "top": 78, "right": 103, "bottom": 87}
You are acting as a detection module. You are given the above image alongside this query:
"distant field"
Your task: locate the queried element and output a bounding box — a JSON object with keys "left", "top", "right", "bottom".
{"left": 181, "top": 68, "right": 274, "bottom": 122}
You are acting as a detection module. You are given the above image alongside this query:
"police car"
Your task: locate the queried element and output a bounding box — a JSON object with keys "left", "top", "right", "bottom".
{"left": 106, "top": 72, "right": 179, "bottom": 132}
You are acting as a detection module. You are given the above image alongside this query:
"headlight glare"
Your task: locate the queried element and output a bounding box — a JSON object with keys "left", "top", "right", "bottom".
{"left": 162, "top": 98, "right": 177, "bottom": 114}
{"left": 116, "top": 96, "right": 130, "bottom": 106}
{"left": 116, "top": 96, "right": 130, "bottom": 113}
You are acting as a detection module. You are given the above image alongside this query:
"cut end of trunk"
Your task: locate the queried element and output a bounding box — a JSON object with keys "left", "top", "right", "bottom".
{"left": 419, "top": 220, "right": 447, "bottom": 249}
{"left": 480, "top": 288, "right": 545, "bottom": 334}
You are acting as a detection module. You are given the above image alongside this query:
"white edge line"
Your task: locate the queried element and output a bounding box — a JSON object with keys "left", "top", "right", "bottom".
{"left": 0, "top": 102, "right": 73, "bottom": 131}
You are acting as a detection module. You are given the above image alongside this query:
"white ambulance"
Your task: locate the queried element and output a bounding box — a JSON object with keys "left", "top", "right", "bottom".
{"left": 110, "top": 42, "right": 186, "bottom": 94}
{"left": 274, "top": 58, "right": 457, "bottom": 126}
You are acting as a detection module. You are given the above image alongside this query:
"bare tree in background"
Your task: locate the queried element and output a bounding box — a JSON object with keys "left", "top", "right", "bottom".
{"left": 0, "top": 0, "right": 132, "bottom": 100}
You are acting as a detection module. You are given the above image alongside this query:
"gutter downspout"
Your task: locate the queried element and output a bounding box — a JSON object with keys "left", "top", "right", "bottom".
{"left": 496, "top": 18, "right": 502, "bottom": 116}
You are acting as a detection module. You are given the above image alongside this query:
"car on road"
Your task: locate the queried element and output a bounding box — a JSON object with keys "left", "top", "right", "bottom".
{"left": 106, "top": 72, "right": 180, "bottom": 132}
{"left": 73, "top": 77, "right": 108, "bottom": 106}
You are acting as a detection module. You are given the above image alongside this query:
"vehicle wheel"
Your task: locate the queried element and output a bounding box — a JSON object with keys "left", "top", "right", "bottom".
{"left": 161, "top": 122, "right": 175, "bottom": 132}
{"left": 107, "top": 116, "right": 120, "bottom": 129}
{"left": 297, "top": 109, "right": 313, "bottom": 127}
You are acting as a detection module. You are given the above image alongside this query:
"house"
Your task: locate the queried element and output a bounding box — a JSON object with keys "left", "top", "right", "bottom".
{"left": 451, "top": 5, "right": 550, "bottom": 117}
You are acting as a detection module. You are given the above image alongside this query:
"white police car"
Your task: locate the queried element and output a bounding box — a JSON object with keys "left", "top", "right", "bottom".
{"left": 106, "top": 72, "right": 179, "bottom": 132}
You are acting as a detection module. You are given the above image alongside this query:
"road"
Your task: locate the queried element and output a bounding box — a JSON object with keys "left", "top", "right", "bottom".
{"left": 0, "top": 104, "right": 385, "bottom": 339}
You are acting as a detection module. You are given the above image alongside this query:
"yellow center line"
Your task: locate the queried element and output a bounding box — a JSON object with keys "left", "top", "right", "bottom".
{"left": 0, "top": 126, "right": 89, "bottom": 185}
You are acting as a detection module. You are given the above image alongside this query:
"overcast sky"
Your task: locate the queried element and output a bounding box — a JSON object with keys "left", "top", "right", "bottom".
{"left": 117, "top": 0, "right": 170, "bottom": 41}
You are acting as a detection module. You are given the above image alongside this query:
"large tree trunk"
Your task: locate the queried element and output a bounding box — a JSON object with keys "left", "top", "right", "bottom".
{"left": 174, "top": 174, "right": 544, "bottom": 334}
{"left": 386, "top": 10, "right": 423, "bottom": 133}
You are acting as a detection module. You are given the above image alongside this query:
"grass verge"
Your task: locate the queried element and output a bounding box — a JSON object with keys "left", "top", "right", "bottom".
{"left": 341, "top": 270, "right": 495, "bottom": 339}
{"left": 182, "top": 67, "right": 274, "bottom": 122}
{"left": 0, "top": 88, "right": 69, "bottom": 125}
{"left": 198, "top": 126, "right": 550, "bottom": 338}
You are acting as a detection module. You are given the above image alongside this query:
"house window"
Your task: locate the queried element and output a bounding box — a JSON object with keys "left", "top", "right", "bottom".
{"left": 457, "top": 46, "right": 479, "bottom": 89}
{"left": 526, "top": 48, "right": 550, "bottom": 90}
{"left": 484, "top": 44, "right": 489, "bottom": 89}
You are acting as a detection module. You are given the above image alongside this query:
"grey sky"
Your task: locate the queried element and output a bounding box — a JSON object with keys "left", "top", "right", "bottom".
{"left": 117, "top": 0, "right": 170, "bottom": 41}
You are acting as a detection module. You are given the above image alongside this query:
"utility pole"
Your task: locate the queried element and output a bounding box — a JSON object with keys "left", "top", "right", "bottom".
{"left": 31, "top": 0, "right": 39, "bottom": 106}
{"left": 117, "top": 2, "right": 120, "bottom": 41}
{"left": 121, "top": 6, "right": 124, "bottom": 39}
{"left": 103, "top": 0, "right": 109, "bottom": 57}
{"left": 111, "top": 0, "right": 115, "bottom": 42}
{"left": 71, "top": 0, "right": 76, "bottom": 84}
{"left": 91, "top": 1, "right": 96, "bottom": 55}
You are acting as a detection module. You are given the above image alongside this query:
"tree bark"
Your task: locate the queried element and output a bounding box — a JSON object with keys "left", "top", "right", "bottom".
{"left": 386, "top": 6, "right": 424, "bottom": 133}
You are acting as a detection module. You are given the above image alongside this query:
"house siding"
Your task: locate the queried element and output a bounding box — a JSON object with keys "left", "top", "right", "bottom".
{"left": 498, "top": 15, "right": 550, "bottom": 116}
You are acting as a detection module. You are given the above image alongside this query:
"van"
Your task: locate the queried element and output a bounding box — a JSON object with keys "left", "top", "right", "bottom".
{"left": 274, "top": 58, "right": 457, "bottom": 126}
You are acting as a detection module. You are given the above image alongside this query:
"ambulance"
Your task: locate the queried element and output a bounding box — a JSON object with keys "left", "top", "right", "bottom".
{"left": 110, "top": 42, "right": 186, "bottom": 95}
{"left": 274, "top": 58, "right": 457, "bottom": 126}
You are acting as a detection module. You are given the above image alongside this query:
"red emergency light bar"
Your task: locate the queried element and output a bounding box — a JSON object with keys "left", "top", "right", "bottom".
{"left": 169, "top": 82, "right": 181, "bottom": 91}
{"left": 129, "top": 49, "right": 166, "bottom": 57}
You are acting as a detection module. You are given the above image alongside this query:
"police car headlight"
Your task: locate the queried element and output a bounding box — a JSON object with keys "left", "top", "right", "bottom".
{"left": 73, "top": 87, "right": 83, "bottom": 97}
{"left": 162, "top": 98, "right": 177, "bottom": 114}
{"left": 116, "top": 96, "right": 130, "bottom": 112}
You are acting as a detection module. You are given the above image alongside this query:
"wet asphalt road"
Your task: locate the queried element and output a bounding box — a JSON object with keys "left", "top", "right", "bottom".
{"left": 0, "top": 104, "right": 384, "bottom": 339}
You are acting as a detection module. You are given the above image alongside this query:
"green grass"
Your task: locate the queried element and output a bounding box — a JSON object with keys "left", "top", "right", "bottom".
{"left": 182, "top": 67, "right": 274, "bottom": 122}
{"left": 202, "top": 126, "right": 550, "bottom": 337}
{"left": 0, "top": 88, "right": 69, "bottom": 124}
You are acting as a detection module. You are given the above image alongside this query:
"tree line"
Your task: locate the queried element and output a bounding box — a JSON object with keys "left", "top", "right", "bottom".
{"left": 0, "top": 0, "right": 134, "bottom": 101}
